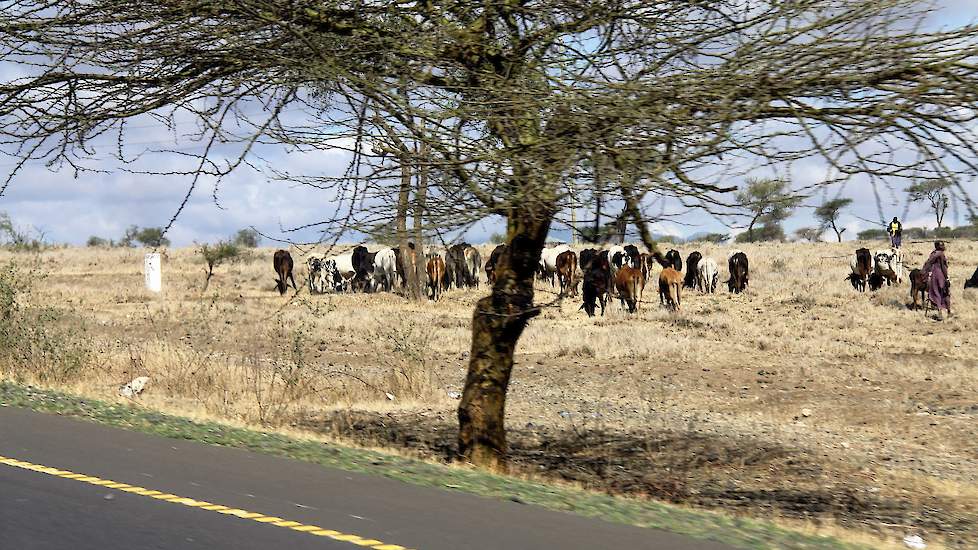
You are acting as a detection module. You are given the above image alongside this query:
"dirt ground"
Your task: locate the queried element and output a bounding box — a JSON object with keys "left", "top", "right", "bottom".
{"left": 2, "top": 240, "right": 976, "bottom": 547}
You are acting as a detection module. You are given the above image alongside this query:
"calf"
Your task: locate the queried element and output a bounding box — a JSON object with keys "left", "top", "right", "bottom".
{"left": 868, "top": 272, "right": 885, "bottom": 292}
{"left": 909, "top": 268, "right": 929, "bottom": 311}
{"left": 580, "top": 251, "right": 610, "bottom": 317}
{"left": 485, "top": 244, "right": 507, "bottom": 285}
{"left": 426, "top": 255, "right": 446, "bottom": 300}
{"left": 683, "top": 251, "right": 702, "bottom": 289}
{"left": 727, "top": 251, "right": 749, "bottom": 293}
{"left": 273, "top": 250, "right": 297, "bottom": 296}
{"left": 555, "top": 250, "right": 578, "bottom": 297}
{"left": 658, "top": 267, "right": 682, "bottom": 311}
{"left": 964, "top": 266, "right": 978, "bottom": 289}
{"left": 614, "top": 265, "right": 644, "bottom": 313}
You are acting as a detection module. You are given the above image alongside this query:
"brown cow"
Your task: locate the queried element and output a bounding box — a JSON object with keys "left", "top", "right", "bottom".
{"left": 909, "top": 268, "right": 929, "bottom": 311}
{"left": 658, "top": 267, "right": 682, "bottom": 311}
{"left": 555, "top": 250, "right": 578, "bottom": 297}
{"left": 426, "top": 255, "right": 446, "bottom": 301}
{"left": 273, "top": 249, "right": 297, "bottom": 296}
{"left": 485, "top": 244, "right": 507, "bottom": 285}
{"left": 614, "top": 265, "right": 644, "bottom": 313}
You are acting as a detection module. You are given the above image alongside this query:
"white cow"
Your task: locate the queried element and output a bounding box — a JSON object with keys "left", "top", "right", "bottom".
{"left": 873, "top": 248, "right": 904, "bottom": 285}
{"left": 697, "top": 257, "right": 719, "bottom": 293}
{"left": 538, "top": 244, "right": 570, "bottom": 286}
{"left": 372, "top": 247, "right": 398, "bottom": 292}
{"left": 322, "top": 251, "right": 357, "bottom": 292}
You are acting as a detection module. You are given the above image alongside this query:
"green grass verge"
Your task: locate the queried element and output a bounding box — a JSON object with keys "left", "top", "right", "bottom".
{"left": 0, "top": 381, "right": 869, "bottom": 550}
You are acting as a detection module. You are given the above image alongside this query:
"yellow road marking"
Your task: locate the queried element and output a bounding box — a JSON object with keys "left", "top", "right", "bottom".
{"left": 0, "top": 454, "right": 414, "bottom": 549}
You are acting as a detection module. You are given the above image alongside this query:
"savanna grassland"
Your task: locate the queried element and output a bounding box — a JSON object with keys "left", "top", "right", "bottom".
{"left": 1, "top": 240, "right": 976, "bottom": 548}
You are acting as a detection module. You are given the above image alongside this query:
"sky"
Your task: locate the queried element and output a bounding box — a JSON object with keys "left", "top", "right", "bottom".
{"left": 1, "top": 2, "right": 977, "bottom": 247}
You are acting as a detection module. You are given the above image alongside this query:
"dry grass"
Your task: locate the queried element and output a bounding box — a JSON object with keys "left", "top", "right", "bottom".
{"left": 1, "top": 239, "right": 976, "bottom": 547}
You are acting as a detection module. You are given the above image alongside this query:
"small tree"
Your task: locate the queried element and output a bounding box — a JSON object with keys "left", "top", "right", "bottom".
{"left": 199, "top": 241, "right": 242, "bottom": 291}
{"left": 794, "top": 227, "right": 823, "bottom": 242}
{"left": 232, "top": 228, "right": 260, "bottom": 248}
{"left": 814, "top": 198, "right": 853, "bottom": 242}
{"left": 121, "top": 226, "right": 170, "bottom": 248}
{"left": 906, "top": 180, "right": 952, "bottom": 228}
{"left": 735, "top": 179, "right": 803, "bottom": 243}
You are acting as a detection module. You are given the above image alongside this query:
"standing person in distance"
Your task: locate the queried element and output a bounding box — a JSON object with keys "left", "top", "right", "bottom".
{"left": 887, "top": 216, "right": 903, "bottom": 248}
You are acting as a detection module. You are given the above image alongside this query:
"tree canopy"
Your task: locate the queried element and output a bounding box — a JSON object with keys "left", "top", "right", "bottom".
{"left": 3, "top": 0, "right": 978, "bottom": 466}
{"left": 815, "top": 198, "right": 853, "bottom": 242}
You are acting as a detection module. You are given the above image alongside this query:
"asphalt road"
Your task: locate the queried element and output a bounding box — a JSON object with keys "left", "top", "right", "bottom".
{"left": 0, "top": 406, "right": 732, "bottom": 550}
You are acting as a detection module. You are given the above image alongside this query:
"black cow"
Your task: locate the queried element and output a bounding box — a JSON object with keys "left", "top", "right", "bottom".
{"left": 683, "top": 251, "right": 702, "bottom": 289}
{"left": 965, "top": 266, "right": 978, "bottom": 289}
{"left": 664, "top": 249, "right": 683, "bottom": 272}
{"left": 728, "top": 251, "right": 749, "bottom": 293}
{"left": 445, "top": 243, "right": 480, "bottom": 289}
{"left": 623, "top": 244, "right": 641, "bottom": 268}
{"left": 485, "top": 244, "right": 507, "bottom": 285}
{"left": 580, "top": 250, "right": 610, "bottom": 317}
{"left": 868, "top": 272, "right": 886, "bottom": 292}
{"left": 272, "top": 249, "right": 297, "bottom": 296}
{"left": 351, "top": 245, "right": 376, "bottom": 292}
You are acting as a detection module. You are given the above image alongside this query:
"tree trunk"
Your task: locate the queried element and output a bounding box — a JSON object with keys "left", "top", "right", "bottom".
{"left": 457, "top": 210, "right": 551, "bottom": 470}
{"left": 413, "top": 142, "right": 429, "bottom": 297}
{"left": 396, "top": 160, "right": 422, "bottom": 300}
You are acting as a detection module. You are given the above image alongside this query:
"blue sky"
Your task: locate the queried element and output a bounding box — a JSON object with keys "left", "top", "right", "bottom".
{"left": 1, "top": 3, "right": 977, "bottom": 246}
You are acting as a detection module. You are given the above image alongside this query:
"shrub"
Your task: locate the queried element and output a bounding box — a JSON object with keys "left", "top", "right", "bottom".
{"left": 199, "top": 241, "right": 243, "bottom": 290}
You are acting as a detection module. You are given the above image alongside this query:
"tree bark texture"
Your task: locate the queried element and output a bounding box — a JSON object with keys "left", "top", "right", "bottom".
{"left": 457, "top": 209, "right": 552, "bottom": 470}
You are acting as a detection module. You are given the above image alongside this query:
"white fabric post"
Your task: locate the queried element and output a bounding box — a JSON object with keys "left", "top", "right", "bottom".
{"left": 144, "top": 253, "right": 162, "bottom": 293}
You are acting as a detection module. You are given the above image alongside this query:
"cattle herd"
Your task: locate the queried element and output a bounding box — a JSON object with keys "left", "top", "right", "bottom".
{"left": 272, "top": 242, "right": 753, "bottom": 317}
{"left": 272, "top": 242, "right": 978, "bottom": 313}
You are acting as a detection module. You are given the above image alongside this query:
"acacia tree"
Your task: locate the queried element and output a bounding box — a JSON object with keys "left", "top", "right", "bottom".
{"left": 906, "top": 179, "right": 953, "bottom": 228}
{"left": 735, "top": 179, "right": 803, "bottom": 243}
{"left": 3, "top": 1, "right": 978, "bottom": 468}
{"left": 815, "top": 198, "right": 854, "bottom": 242}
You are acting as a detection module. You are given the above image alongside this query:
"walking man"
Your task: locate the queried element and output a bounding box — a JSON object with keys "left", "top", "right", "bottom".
{"left": 887, "top": 217, "right": 903, "bottom": 248}
{"left": 922, "top": 241, "right": 951, "bottom": 320}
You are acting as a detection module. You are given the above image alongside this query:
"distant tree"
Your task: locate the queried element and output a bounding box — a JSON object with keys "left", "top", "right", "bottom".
{"left": 232, "top": 228, "right": 260, "bottom": 248}
{"left": 814, "top": 198, "right": 853, "bottom": 242}
{"left": 199, "top": 241, "right": 242, "bottom": 291}
{"left": 794, "top": 227, "right": 823, "bottom": 242}
{"left": 906, "top": 179, "right": 952, "bottom": 228}
{"left": 488, "top": 232, "right": 506, "bottom": 245}
{"left": 86, "top": 236, "right": 111, "bottom": 247}
{"left": 735, "top": 179, "right": 803, "bottom": 243}
{"left": 121, "top": 226, "right": 170, "bottom": 248}
{"left": 857, "top": 228, "right": 888, "bottom": 240}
